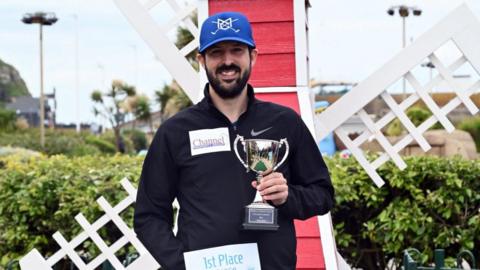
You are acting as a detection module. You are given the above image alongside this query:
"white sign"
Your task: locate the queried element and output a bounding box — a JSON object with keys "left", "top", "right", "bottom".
{"left": 189, "top": 127, "right": 231, "bottom": 156}
{"left": 184, "top": 243, "right": 261, "bottom": 270}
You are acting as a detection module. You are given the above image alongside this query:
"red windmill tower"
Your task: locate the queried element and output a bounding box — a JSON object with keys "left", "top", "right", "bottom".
{"left": 199, "top": 1, "right": 339, "bottom": 269}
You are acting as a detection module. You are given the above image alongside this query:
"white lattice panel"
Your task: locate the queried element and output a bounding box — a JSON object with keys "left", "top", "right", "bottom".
{"left": 114, "top": 0, "right": 200, "bottom": 102}
{"left": 315, "top": 4, "right": 480, "bottom": 187}
{"left": 19, "top": 179, "right": 160, "bottom": 270}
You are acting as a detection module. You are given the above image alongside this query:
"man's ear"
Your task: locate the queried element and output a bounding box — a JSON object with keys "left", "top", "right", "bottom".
{"left": 196, "top": 53, "right": 206, "bottom": 68}
{"left": 250, "top": 48, "right": 258, "bottom": 68}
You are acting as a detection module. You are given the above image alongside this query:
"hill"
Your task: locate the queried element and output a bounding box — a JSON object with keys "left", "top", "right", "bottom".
{"left": 0, "top": 58, "right": 30, "bottom": 104}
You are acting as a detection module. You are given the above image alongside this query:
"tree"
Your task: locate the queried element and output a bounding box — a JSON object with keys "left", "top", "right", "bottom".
{"left": 155, "top": 81, "right": 192, "bottom": 121}
{"left": 155, "top": 84, "right": 176, "bottom": 116}
{"left": 91, "top": 80, "right": 136, "bottom": 153}
{"left": 128, "top": 94, "right": 154, "bottom": 134}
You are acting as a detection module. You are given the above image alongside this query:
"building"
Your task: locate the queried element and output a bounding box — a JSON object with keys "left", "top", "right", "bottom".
{"left": 6, "top": 96, "right": 40, "bottom": 127}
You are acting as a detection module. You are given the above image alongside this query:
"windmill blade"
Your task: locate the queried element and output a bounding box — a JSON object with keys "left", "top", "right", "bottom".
{"left": 315, "top": 4, "right": 480, "bottom": 187}
{"left": 114, "top": 0, "right": 201, "bottom": 103}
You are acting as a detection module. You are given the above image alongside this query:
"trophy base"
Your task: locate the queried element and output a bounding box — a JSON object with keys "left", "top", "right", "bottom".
{"left": 242, "top": 203, "right": 279, "bottom": 231}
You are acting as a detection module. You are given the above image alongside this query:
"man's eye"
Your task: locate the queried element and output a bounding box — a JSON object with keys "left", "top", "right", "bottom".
{"left": 209, "top": 50, "right": 221, "bottom": 55}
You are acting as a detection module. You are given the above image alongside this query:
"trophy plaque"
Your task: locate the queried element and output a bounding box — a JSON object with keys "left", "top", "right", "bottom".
{"left": 233, "top": 135, "right": 289, "bottom": 231}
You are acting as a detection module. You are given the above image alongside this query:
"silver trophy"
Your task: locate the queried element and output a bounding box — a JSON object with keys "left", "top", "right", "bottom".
{"left": 234, "top": 134, "right": 289, "bottom": 230}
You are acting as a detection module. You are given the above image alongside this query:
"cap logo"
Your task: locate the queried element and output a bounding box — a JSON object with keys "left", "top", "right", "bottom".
{"left": 211, "top": 18, "right": 240, "bottom": 35}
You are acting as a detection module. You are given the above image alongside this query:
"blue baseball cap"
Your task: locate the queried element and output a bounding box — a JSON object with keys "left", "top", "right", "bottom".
{"left": 199, "top": 11, "right": 256, "bottom": 53}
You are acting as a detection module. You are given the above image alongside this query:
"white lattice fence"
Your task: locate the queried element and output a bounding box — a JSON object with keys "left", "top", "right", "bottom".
{"left": 19, "top": 179, "right": 160, "bottom": 270}
{"left": 315, "top": 4, "right": 480, "bottom": 187}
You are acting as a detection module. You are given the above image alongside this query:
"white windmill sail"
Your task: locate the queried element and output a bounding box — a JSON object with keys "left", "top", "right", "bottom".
{"left": 315, "top": 4, "right": 480, "bottom": 187}
{"left": 114, "top": 0, "right": 201, "bottom": 102}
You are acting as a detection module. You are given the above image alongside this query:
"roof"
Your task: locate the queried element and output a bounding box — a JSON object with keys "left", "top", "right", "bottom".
{"left": 5, "top": 96, "right": 40, "bottom": 114}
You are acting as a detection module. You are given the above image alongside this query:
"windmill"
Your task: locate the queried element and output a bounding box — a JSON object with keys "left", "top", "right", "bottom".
{"left": 19, "top": 2, "right": 480, "bottom": 270}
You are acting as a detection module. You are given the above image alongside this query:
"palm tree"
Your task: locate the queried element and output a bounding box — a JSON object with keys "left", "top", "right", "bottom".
{"left": 133, "top": 95, "right": 154, "bottom": 134}
{"left": 91, "top": 80, "right": 136, "bottom": 153}
{"left": 155, "top": 81, "right": 193, "bottom": 122}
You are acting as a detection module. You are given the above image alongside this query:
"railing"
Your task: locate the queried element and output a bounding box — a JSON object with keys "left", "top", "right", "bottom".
{"left": 403, "top": 248, "right": 478, "bottom": 270}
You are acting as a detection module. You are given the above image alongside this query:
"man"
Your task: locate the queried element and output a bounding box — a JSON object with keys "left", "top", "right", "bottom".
{"left": 134, "top": 11, "right": 334, "bottom": 269}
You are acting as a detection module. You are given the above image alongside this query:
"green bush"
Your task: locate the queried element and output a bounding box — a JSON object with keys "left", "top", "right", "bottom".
{"left": 0, "top": 147, "right": 42, "bottom": 159}
{"left": 458, "top": 116, "right": 480, "bottom": 152}
{"left": 0, "top": 154, "right": 143, "bottom": 268}
{"left": 0, "top": 108, "right": 16, "bottom": 131}
{"left": 0, "top": 129, "right": 120, "bottom": 156}
{"left": 1, "top": 154, "right": 478, "bottom": 269}
{"left": 386, "top": 106, "right": 441, "bottom": 136}
{"left": 85, "top": 135, "right": 116, "bottom": 154}
{"left": 43, "top": 132, "right": 100, "bottom": 156}
{"left": 98, "top": 131, "right": 136, "bottom": 155}
{"left": 326, "top": 155, "right": 480, "bottom": 269}
{"left": 123, "top": 129, "right": 148, "bottom": 152}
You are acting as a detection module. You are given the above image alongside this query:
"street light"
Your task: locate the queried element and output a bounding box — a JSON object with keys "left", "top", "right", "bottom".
{"left": 22, "top": 12, "right": 58, "bottom": 148}
{"left": 72, "top": 14, "right": 80, "bottom": 133}
{"left": 421, "top": 62, "right": 435, "bottom": 84}
{"left": 387, "top": 5, "right": 422, "bottom": 99}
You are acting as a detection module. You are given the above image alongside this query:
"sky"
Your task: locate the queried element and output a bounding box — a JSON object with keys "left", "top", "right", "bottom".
{"left": 0, "top": 0, "right": 479, "bottom": 126}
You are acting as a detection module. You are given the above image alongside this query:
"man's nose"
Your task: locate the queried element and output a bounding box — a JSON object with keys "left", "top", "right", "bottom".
{"left": 222, "top": 51, "right": 235, "bottom": 66}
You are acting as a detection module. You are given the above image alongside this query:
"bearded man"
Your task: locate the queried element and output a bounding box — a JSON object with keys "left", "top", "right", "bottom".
{"left": 134, "top": 11, "right": 334, "bottom": 270}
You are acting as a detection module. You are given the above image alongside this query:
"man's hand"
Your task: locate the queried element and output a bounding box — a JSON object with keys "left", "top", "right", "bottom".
{"left": 251, "top": 172, "right": 288, "bottom": 206}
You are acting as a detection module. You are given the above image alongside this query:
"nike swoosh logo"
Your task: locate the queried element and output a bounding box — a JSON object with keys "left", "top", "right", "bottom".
{"left": 251, "top": 127, "right": 273, "bottom": 137}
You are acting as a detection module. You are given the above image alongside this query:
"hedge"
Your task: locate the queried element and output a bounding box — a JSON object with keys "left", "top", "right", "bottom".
{"left": 326, "top": 155, "right": 480, "bottom": 269}
{"left": 0, "top": 129, "right": 145, "bottom": 156}
{"left": 0, "top": 155, "right": 143, "bottom": 268}
{"left": 0, "top": 109, "right": 16, "bottom": 132}
{"left": 0, "top": 154, "right": 478, "bottom": 269}
{"left": 458, "top": 116, "right": 480, "bottom": 152}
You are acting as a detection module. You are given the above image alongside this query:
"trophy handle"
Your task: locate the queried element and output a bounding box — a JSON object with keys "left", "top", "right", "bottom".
{"left": 273, "top": 138, "right": 289, "bottom": 171}
{"left": 233, "top": 135, "right": 249, "bottom": 171}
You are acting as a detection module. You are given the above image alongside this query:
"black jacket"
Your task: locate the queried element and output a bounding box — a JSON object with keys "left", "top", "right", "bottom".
{"left": 134, "top": 84, "right": 334, "bottom": 269}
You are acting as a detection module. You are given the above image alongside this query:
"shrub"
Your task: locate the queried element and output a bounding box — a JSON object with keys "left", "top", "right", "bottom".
{"left": 14, "top": 118, "right": 28, "bottom": 130}
{"left": 0, "top": 147, "right": 41, "bottom": 159}
{"left": 0, "top": 108, "right": 16, "bottom": 131}
{"left": 43, "top": 132, "right": 90, "bottom": 156}
{"left": 0, "top": 154, "right": 143, "bottom": 268}
{"left": 70, "top": 143, "right": 102, "bottom": 156}
{"left": 98, "top": 131, "right": 135, "bottom": 155}
{"left": 385, "top": 106, "right": 441, "bottom": 136}
{"left": 458, "top": 116, "right": 480, "bottom": 152}
{"left": 84, "top": 135, "right": 116, "bottom": 154}
{"left": 0, "top": 129, "right": 119, "bottom": 156}
{"left": 123, "top": 129, "right": 148, "bottom": 152}
{"left": 325, "top": 155, "right": 480, "bottom": 269}
{"left": 1, "top": 154, "right": 478, "bottom": 269}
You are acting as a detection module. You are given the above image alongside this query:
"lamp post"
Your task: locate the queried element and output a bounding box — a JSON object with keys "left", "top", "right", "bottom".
{"left": 421, "top": 61, "right": 435, "bottom": 91}
{"left": 72, "top": 14, "right": 80, "bottom": 133}
{"left": 22, "top": 12, "right": 58, "bottom": 148}
{"left": 387, "top": 5, "right": 422, "bottom": 100}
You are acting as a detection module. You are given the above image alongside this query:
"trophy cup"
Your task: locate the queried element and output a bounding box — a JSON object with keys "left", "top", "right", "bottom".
{"left": 233, "top": 135, "right": 289, "bottom": 230}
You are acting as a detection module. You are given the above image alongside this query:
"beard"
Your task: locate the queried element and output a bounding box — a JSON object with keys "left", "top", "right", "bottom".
{"left": 205, "top": 62, "right": 251, "bottom": 99}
